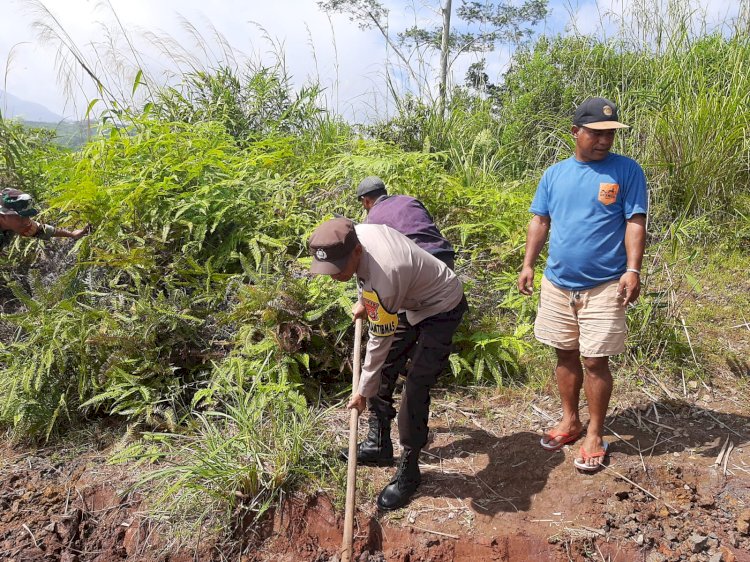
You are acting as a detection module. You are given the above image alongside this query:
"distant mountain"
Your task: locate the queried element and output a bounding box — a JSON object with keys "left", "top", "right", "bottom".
{"left": 0, "top": 89, "right": 64, "bottom": 123}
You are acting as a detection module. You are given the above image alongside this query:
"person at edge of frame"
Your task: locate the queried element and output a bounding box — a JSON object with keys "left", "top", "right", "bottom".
{"left": 0, "top": 187, "right": 90, "bottom": 249}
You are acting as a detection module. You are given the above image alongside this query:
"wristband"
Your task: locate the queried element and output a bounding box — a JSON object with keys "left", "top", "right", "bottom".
{"left": 626, "top": 268, "right": 640, "bottom": 275}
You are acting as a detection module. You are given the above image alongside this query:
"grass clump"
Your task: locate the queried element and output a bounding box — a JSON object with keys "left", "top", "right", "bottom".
{"left": 113, "top": 382, "right": 336, "bottom": 537}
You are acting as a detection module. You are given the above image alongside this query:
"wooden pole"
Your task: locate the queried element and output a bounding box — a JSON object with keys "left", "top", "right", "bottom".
{"left": 341, "top": 317, "right": 363, "bottom": 562}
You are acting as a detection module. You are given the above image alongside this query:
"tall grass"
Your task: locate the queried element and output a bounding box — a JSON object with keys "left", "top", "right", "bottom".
{"left": 494, "top": 32, "right": 750, "bottom": 226}
{"left": 113, "top": 383, "right": 336, "bottom": 536}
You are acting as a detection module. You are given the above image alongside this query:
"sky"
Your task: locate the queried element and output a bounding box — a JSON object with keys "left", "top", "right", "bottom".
{"left": 0, "top": 0, "right": 742, "bottom": 122}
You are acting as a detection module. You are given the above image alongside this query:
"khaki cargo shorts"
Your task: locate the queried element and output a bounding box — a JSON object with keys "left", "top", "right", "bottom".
{"left": 534, "top": 276, "right": 626, "bottom": 357}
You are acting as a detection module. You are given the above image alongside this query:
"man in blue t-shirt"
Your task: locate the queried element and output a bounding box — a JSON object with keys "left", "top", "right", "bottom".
{"left": 517, "top": 97, "right": 648, "bottom": 472}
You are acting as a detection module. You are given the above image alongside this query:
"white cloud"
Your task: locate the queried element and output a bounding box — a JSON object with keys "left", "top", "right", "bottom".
{"left": 563, "top": 0, "right": 743, "bottom": 40}
{"left": 1, "top": 0, "right": 746, "bottom": 122}
{"left": 1, "top": 0, "right": 392, "bottom": 120}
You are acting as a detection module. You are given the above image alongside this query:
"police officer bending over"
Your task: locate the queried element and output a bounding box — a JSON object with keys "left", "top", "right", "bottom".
{"left": 308, "top": 217, "right": 467, "bottom": 510}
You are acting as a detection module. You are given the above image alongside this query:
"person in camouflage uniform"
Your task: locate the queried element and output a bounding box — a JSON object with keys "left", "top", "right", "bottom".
{"left": 0, "top": 187, "right": 89, "bottom": 248}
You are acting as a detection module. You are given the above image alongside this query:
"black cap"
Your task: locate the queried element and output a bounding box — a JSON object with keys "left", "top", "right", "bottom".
{"left": 308, "top": 218, "right": 359, "bottom": 275}
{"left": 356, "top": 176, "right": 386, "bottom": 198}
{"left": 573, "top": 97, "right": 629, "bottom": 130}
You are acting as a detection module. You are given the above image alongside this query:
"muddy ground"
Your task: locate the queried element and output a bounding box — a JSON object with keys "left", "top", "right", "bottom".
{"left": 1, "top": 378, "right": 749, "bottom": 562}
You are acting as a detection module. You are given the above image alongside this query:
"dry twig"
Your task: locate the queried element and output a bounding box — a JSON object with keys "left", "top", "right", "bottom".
{"left": 723, "top": 441, "right": 735, "bottom": 476}
{"left": 604, "top": 466, "right": 679, "bottom": 514}
{"left": 409, "top": 525, "right": 459, "bottom": 539}
{"left": 22, "top": 524, "right": 38, "bottom": 548}
{"left": 704, "top": 413, "right": 744, "bottom": 439}
{"left": 646, "top": 431, "right": 662, "bottom": 458}
{"left": 642, "top": 417, "right": 677, "bottom": 432}
{"left": 603, "top": 425, "right": 642, "bottom": 454}
{"left": 714, "top": 436, "right": 730, "bottom": 466}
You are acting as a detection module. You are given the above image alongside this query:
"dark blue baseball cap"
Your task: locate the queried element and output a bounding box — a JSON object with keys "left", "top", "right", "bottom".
{"left": 574, "top": 97, "right": 629, "bottom": 130}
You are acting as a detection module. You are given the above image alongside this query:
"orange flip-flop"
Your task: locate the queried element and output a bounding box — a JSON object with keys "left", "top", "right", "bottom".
{"left": 539, "top": 429, "right": 582, "bottom": 451}
{"left": 573, "top": 441, "right": 609, "bottom": 472}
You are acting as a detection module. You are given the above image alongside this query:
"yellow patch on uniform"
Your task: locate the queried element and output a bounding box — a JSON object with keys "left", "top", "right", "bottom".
{"left": 598, "top": 182, "right": 619, "bottom": 205}
{"left": 361, "top": 289, "right": 398, "bottom": 337}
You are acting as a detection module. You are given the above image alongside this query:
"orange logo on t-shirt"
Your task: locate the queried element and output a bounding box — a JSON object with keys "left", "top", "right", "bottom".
{"left": 361, "top": 289, "right": 398, "bottom": 337}
{"left": 363, "top": 297, "right": 380, "bottom": 321}
{"left": 598, "top": 183, "right": 619, "bottom": 205}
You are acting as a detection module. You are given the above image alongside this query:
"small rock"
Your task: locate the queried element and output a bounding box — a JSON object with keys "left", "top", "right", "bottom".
{"left": 727, "top": 531, "right": 739, "bottom": 547}
{"left": 636, "top": 533, "right": 644, "bottom": 546}
{"left": 718, "top": 546, "right": 736, "bottom": 562}
{"left": 607, "top": 501, "right": 631, "bottom": 520}
{"left": 709, "top": 553, "right": 723, "bottom": 562}
{"left": 690, "top": 533, "right": 708, "bottom": 553}
{"left": 736, "top": 509, "right": 750, "bottom": 535}
{"left": 697, "top": 495, "right": 715, "bottom": 508}
{"left": 646, "top": 553, "right": 667, "bottom": 562}
{"left": 623, "top": 518, "right": 639, "bottom": 529}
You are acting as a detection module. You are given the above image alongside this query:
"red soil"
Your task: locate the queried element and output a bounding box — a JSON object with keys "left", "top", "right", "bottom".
{"left": 3, "top": 385, "right": 748, "bottom": 562}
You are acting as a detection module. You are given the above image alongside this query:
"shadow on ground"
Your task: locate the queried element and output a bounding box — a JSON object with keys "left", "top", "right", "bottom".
{"left": 411, "top": 400, "right": 749, "bottom": 517}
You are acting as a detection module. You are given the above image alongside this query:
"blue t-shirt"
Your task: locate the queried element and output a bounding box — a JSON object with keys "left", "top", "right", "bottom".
{"left": 530, "top": 153, "right": 648, "bottom": 290}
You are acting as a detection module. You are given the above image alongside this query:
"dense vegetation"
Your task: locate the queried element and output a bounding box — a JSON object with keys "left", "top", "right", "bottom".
{"left": 1, "top": 0, "right": 748, "bottom": 537}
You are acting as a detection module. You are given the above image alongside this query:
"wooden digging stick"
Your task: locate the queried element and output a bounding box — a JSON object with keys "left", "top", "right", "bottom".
{"left": 341, "top": 317, "right": 363, "bottom": 562}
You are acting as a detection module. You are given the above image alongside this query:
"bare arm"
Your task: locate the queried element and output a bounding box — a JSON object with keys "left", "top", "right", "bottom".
{"left": 0, "top": 214, "right": 89, "bottom": 240}
{"left": 49, "top": 225, "right": 91, "bottom": 240}
{"left": 517, "top": 215, "right": 551, "bottom": 295}
{"left": 617, "top": 214, "right": 647, "bottom": 305}
{"left": 0, "top": 214, "right": 40, "bottom": 237}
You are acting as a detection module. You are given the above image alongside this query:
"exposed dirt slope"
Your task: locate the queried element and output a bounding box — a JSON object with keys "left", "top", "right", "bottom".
{"left": 2, "top": 380, "right": 749, "bottom": 561}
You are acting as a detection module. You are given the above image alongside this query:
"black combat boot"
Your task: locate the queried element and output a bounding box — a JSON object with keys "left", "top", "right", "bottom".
{"left": 376, "top": 447, "right": 421, "bottom": 511}
{"left": 339, "top": 415, "right": 394, "bottom": 466}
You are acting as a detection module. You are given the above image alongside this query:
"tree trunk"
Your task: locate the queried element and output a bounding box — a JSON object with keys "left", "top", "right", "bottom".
{"left": 438, "top": 0, "right": 452, "bottom": 118}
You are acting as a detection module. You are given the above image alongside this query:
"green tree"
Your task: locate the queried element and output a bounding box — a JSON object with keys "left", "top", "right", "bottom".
{"left": 318, "top": 0, "right": 548, "bottom": 115}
